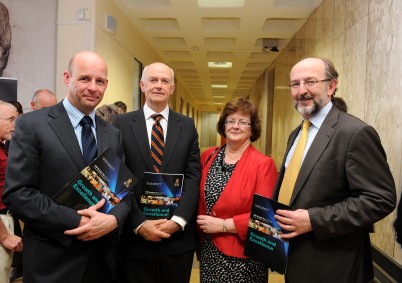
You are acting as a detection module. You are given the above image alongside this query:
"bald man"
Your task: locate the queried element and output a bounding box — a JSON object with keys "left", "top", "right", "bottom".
{"left": 4, "top": 51, "right": 130, "bottom": 283}
{"left": 30, "top": 89, "right": 58, "bottom": 110}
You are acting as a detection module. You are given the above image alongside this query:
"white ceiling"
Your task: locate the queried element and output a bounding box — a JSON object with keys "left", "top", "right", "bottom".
{"left": 111, "top": 0, "right": 323, "bottom": 106}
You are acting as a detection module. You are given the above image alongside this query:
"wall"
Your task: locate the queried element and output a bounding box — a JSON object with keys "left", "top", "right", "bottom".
{"left": 1, "top": 0, "right": 57, "bottom": 112}
{"left": 268, "top": 0, "right": 402, "bottom": 263}
{"left": 56, "top": 0, "right": 198, "bottom": 114}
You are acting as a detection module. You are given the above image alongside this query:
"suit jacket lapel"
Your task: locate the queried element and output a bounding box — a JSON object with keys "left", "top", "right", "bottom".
{"left": 95, "top": 116, "right": 108, "bottom": 154}
{"left": 161, "top": 110, "right": 181, "bottom": 172}
{"left": 290, "top": 107, "right": 338, "bottom": 204}
{"left": 48, "top": 103, "right": 85, "bottom": 171}
{"left": 130, "top": 110, "right": 154, "bottom": 171}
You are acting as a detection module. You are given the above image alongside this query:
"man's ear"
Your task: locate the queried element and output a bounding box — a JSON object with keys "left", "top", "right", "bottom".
{"left": 328, "top": 79, "right": 338, "bottom": 96}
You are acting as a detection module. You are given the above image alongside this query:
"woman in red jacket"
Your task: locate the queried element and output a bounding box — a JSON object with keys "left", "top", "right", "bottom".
{"left": 197, "top": 97, "right": 278, "bottom": 282}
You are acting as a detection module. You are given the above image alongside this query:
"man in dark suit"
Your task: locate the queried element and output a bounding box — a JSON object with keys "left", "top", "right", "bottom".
{"left": 114, "top": 62, "right": 201, "bottom": 283}
{"left": 273, "top": 58, "right": 396, "bottom": 283}
{"left": 3, "top": 50, "right": 131, "bottom": 283}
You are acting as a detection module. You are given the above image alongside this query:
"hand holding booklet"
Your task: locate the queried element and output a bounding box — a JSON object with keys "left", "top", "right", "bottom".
{"left": 140, "top": 172, "right": 184, "bottom": 219}
{"left": 53, "top": 147, "right": 137, "bottom": 214}
{"left": 244, "top": 193, "right": 293, "bottom": 274}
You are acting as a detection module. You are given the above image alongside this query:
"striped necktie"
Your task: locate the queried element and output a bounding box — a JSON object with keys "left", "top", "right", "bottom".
{"left": 150, "top": 114, "right": 165, "bottom": 173}
{"left": 278, "top": 120, "right": 311, "bottom": 205}
{"left": 80, "top": 116, "right": 98, "bottom": 165}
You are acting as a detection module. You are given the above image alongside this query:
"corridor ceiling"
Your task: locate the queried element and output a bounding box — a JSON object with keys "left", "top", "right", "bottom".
{"left": 111, "top": 0, "right": 323, "bottom": 107}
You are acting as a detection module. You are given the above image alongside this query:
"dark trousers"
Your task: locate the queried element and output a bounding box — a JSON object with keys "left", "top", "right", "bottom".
{"left": 11, "top": 216, "right": 23, "bottom": 269}
{"left": 119, "top": 245, "right": 194, "bottom": 283}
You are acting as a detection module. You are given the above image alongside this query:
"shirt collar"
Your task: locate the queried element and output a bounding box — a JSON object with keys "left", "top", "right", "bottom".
{"left": 143, "top": 103, "right": 169, "bottom": 121}
{"left": 309, "top": 101, "right": 332, "bottom": 129}
{"left": 62, "top": 98, "right": 97, "bottom": 128}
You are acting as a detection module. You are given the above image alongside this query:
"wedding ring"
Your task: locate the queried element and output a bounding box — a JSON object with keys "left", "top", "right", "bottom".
{"left": 289, "top": 225, "right": 292, "bottom": 231}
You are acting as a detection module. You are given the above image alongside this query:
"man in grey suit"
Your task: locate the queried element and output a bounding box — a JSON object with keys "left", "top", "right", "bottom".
{"left": 273, "top": 58, "right": 396, "bottom": 283}
{"left": 114, "top": 62, "right": 201, "bottom": 283}
{"left": 3, "top": 51, "right": 130, "bottom": 283}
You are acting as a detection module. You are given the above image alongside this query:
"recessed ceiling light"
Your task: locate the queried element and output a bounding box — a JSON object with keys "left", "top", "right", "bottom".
{"left": 211, "top": 84, "right": 228, "bottom": 88}
{"left": 198, "top": 0, "right": 245, "bottom": 8}
{"left": 208, "top": 62, "right": 232, "bottom": 68}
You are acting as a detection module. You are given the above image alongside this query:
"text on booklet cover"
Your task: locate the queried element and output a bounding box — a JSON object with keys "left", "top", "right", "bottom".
{"left": 140, "top": 172, "right": 184, "bottom": 219}
{"left": 54, "top": 147, "right": 137, "bottom": 213}
{"left": 244, "top": 194, "right": 293, "bottom": 274}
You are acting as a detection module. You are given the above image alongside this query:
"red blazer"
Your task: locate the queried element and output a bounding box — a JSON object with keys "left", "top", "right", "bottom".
{"left": 198, "top": 144, "right": 277, "bottom": 258}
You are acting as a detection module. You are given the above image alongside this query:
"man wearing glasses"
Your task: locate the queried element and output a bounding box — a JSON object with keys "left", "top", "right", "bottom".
{"left": 0, "top": 101, "right": 22, "bottom": 283}
{"left": 273, "top": 58, "right": 396, "bottom": 283}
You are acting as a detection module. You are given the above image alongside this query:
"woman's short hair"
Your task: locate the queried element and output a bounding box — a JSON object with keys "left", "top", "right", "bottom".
{"left": 217, "top": 97, "right": 261, "bottom": 142}
{"left": 96, "top": 104, "right": 122, "bottom": 124}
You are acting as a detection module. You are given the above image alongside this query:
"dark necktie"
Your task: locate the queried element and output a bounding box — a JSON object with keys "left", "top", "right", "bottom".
{"left": 150, "top": 114, "right": 164, "bottom": 173}
{"left": 80, "top": 116, "right": 98, "bottom": 165}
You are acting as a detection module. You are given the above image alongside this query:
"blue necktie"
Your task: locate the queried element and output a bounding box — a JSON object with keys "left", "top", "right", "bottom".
{"left": 150, "top": 114, "right": 164, "bottom": 173}
{"left": 80, "top": 116, "right": 97, "bottom": 165}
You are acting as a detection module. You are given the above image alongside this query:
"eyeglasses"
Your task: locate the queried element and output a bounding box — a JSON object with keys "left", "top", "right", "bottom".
{"left": 225, "top": 119, "right": 251, "bottom": 127}
{"left": 0, "top": 116, "right": 16, "bottom": 123}
{"left": 288, "top": 79, "right": 331, "bottom": 89}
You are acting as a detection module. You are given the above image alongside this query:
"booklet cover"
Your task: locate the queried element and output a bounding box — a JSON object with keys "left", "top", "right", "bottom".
{"left": 140, "top": 172, "right": 184, "bottom": 219}
{"left": 244, "top": 194, "right": 293, "bottom": 274}
{"left": 53, "top": 147, "right": 137, "bottom": 214}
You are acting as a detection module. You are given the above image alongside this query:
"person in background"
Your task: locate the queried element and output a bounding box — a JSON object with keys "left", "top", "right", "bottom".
{"left": 30, "top": 89, "right": 57, "bottom": 110}
{"left": 196, "top": 97, "right": 277, "bottom": 283}
{"left": 4, "top": 100, "right": 23, "bottom": 283}
{"left": 273, "top": 57, "right": 396, "bottom": 283}
{"left": 0, "top": 101, "right": 22, "bottom": 283}
{"left": 3, "top": 50, "right": 131, "bottom": 283}
{"left": 7, "top": 101, "right": 23, "bottom": 116}
{"left": 331, "top": 96, "right": 347, "bottom": 113}
{"left": 96, "top": 104, "right": 123, "bottom": 124}
{"left": 114, "top": 62, "right": 201, "bottom": 283}
{"left": 114, "top": 101, "right": 127, "bottom": 113}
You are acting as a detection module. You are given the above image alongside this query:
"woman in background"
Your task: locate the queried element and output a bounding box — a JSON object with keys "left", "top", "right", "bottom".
{"left": 95, "top": 104, "right": 123, "bottom": 124}
{"left": 197, "top": 97, "right": 278, "bottom": 282}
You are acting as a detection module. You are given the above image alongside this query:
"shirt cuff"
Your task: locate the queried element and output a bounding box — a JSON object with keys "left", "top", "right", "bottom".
{"left": 171, "top": 216, "right": 186, "bottom": 230}
{"left": 134, "top": 221, "right": 146, "bottom": 234}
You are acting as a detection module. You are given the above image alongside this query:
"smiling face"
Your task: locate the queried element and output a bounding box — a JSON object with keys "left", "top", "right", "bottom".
{"left": 224, "top": 112, "right": 252, "bottom": 146}
{"left": 141, "top": 63, "right": 175, "bottom": 113}
{"left": 290, "top": 58, "right": 337, "bottom": 119}
{"left": 64, "top": 51, "right": 108, "bottom": 115}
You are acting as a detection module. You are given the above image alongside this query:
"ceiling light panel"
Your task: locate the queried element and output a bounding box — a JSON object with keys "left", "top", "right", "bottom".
{"left": 211, "top": 84, "right": 228, "bottom": 88}
{"left": 208, "top": 62, "right": 232, "bottom": 68}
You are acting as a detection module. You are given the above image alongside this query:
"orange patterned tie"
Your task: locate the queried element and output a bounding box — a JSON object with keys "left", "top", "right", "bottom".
{"left": 278, "top": 120, "right": 311, "bottom": 205}
{"left": 150, "top": 114, "right": 164, "bottom": 172}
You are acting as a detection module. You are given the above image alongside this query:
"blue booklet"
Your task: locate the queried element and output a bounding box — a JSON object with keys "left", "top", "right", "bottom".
{"left": 53, "top": 147, "right": 137, "bottom": 213}
{"left": 244, "top": 194, "right": 293, "bottom": 274}
{"left": 140, "top": 172, "right": 184, "bottom": 219}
